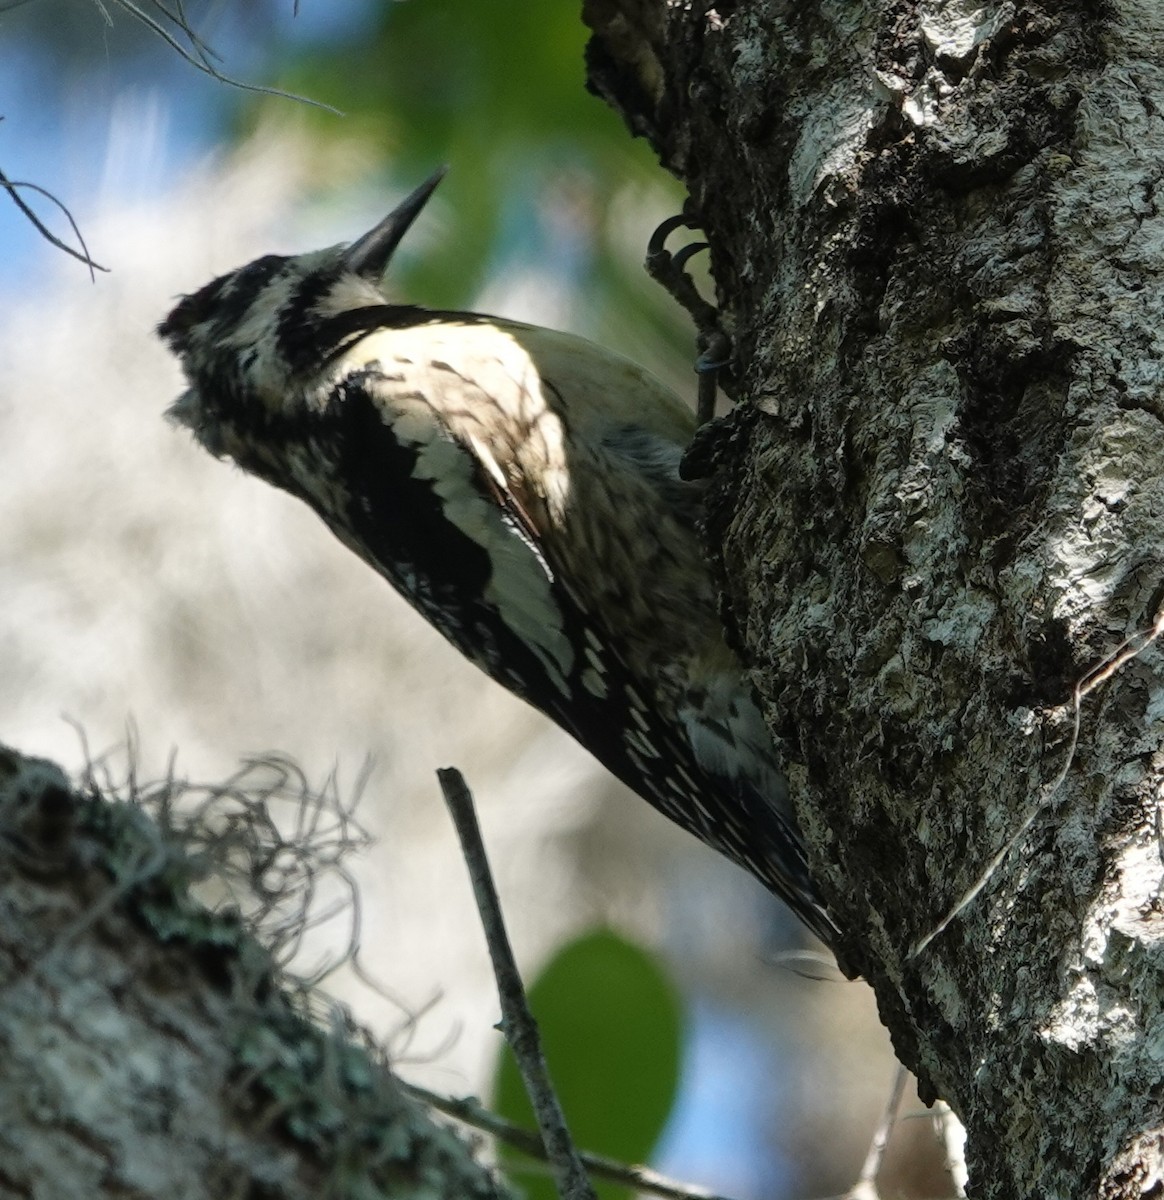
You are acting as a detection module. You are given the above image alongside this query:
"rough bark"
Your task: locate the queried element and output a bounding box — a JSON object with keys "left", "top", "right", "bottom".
{"left": 583, "top": 2, "right": 1164, "bottom": 1197}
{"left": 0, "top": 744, "right": 510, "bottom": 1200}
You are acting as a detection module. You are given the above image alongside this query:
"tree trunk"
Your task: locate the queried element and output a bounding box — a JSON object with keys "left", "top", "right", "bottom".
{"left": 584, "top": 2, "right": 1164, "bottom": 1196}
{"left": 0, "top": 744, "right": 509, "bottom": 1200}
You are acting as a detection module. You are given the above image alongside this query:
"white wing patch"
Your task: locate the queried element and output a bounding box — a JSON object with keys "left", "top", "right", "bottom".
{"left": 383, "top": 368, "right": 576, "bottom": 696}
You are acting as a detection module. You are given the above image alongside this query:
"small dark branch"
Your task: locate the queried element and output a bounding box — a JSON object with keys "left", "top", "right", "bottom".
{"left": 96, "top": 0, "right": 341, "bottom": 113}
{"left": 404, "top": 1082, "right": 740, "bottom": 1200}
{"left": 3, "top": 2, "right": 334, "bottom": 275}
{"left": 0, "top": 169, "right": 107, "bottom": 277}
{"left": 436, "top": 767, "right": 596, "bottom": 1200}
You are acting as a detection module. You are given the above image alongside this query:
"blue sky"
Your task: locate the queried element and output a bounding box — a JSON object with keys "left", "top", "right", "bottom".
{"left": 0, "top": 0, "right": 372, "bottom": 288}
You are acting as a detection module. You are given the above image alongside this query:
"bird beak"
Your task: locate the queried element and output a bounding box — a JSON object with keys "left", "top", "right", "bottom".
{"left": 344, "top": 166, "right": 448, "bottom": 280}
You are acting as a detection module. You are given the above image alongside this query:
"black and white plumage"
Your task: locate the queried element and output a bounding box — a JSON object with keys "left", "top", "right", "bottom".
{"left": 158, "top": 172, "right": 839, "bottom": 950}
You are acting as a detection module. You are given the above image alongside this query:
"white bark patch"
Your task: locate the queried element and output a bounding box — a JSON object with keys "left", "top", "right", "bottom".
{"left": 901, "top": 73, "right": 955, "bottom": 128}
{"left": 787, "top": 82, "right": 877, "bottom": 209}
{"left": 876, "top": 362, "right": 968, "bottom": 577}
{"left": 871, "top": 4, "right": 1012, "bottom": 129}
{"left": 1041, "top": 795, "right": 1164, "bottom": 1058}
{"left": 1110, "top": 834, "right": 1164, "bottom": 938}
{"left": 919, "top": 0, "right": 1011, "bottom": 64}
{"left": 921, "top": 590, "right": 998, "bottom": 653}
{"left": 1046, "top": 412, "right": 1163, "bottom": 636}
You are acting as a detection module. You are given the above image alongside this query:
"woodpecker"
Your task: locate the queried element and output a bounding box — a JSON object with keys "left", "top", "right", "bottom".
{"left": 158, "top": 171, "right": 840, "bottom": 951}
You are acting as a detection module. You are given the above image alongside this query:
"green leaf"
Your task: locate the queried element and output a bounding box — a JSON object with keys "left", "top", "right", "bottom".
{"left": 491, "top": 928, "right": 683, "bottom": 1200}
{"left": 237, "top": 1, "right": 684, "bottom": 316}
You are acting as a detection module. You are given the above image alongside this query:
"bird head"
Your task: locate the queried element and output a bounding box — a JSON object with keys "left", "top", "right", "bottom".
{"left": 158, "top": 169, "right": 446, "bottom": 457}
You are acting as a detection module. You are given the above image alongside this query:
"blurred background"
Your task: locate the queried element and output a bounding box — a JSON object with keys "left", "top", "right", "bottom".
{"left": 0, "top": 2, "right": 951, "bottom": 1196}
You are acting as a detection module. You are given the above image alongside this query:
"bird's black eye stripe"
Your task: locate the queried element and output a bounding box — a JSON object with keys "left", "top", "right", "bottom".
{"left": 228, "top": 254, "right": 288, "bottom": 296}
{"left": 217, "top": 255, "right": 290, "bottom": 322}
{"left": 276, "top": 267, "right": 347, "bottom": 373}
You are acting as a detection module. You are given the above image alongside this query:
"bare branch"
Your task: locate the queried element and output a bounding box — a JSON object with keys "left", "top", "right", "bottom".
{"left": 99, "top": 0, "right": 342, "bottom": 113}
{"left": 0, "top": 169, "right": 107, "bottom": 277}
{"left": 845, "top": 1065, "right": 908, "bottom": 1200}
{"left": 404, "top": 1082, "right": 741, "bottom": 1200}
{"left": 437, "top": 766, "right": 596, "bottom": 1200}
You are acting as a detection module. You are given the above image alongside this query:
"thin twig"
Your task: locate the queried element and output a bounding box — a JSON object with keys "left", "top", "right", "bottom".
{"left": 97, "top": 0, "right": 341, "bottom": 113}
{"left": 933, "top": 1099, "right": 968, "bottom": 1198}
{"left": 0, "top": 170, "right": 107, "bottom": 277}
{"left": 436, "top": 767, "right": 595, "bottom": 1200}
{"left": 403, "top": 1082, "right": 738, "bottom": 1200}
{"left": 843, "top": 1064, "right": 907, "bottom": 1200}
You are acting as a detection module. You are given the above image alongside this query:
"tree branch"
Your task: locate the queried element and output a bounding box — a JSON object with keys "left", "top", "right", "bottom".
{"left": 0, "top": 743, "right": 510, "bottom": 1199}
{"left": 404, "top": 1082, "right": 739, "bottom": 1200}
{"left": 437, "top": 767, "right": 595, "bottom": 1200}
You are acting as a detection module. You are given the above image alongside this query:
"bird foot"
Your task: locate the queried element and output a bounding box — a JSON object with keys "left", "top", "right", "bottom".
{"left": 645, "top": 209, "right": 736, "bottom": 425}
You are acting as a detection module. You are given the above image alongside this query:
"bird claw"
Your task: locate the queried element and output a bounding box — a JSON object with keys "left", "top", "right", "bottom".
{"left": 646, "top": 212, "right": 693, "bottom": 260}
{"left": 678, "top": 417, "right": 722, "bottom": 481}
{"left": 671, "top": 241, "right": 710, "bottom": 274}
{"left": 646, "top": 210, "right": 735, "bottom": 426}
{"left": 645, "top": 212, "right": 719, "bottom": 335}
